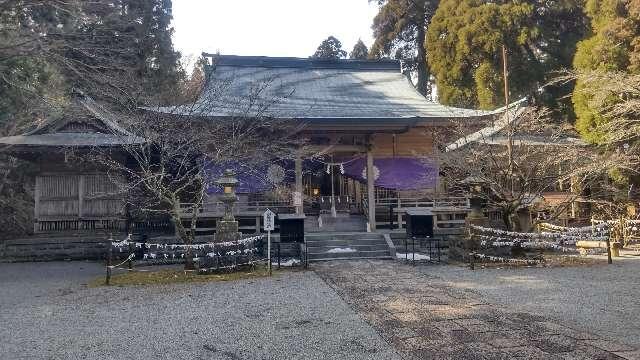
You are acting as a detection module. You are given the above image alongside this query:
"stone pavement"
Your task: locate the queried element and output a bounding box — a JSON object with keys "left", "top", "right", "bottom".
{"left": 314, "top": 260, "right": 638, "bottom": 360}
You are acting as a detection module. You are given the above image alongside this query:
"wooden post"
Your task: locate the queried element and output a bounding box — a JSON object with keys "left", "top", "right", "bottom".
{"left": 295, "top": 154, "right": 304, "bottom": 215}
{"left": 106, "top": 237, "right": 113, "bottom": 285}
{"left": 34, "top": 176, "right": 41, "bottom": 233}
{"left": 128, "top": 242, "right": 134, "bottom": 270}
{"left": 502, "top": 45, "right": 514, "bottom": 197}
{"left": 78, "top": 175, "right": 85, "bottom": 219}
{"left": 606, "top": 234, "right": 613, "bottom": 265}
{"left": 366, "top": 136, "right": 376, "bottom": 231}
{"left": 397, "top": 196, "right": 402, "bottom": 229}
{"left": 277, "top": 242, "right": 281, "bottom": 270}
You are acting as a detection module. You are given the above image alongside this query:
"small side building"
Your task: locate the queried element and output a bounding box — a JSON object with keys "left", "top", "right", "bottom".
{"left": 0, "top": 95, "right": 156, "bottom": 260}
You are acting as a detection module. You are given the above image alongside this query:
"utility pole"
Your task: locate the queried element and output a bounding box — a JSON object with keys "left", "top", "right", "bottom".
{"left": 503, "top": 45, "right": 514, "bottom": 197}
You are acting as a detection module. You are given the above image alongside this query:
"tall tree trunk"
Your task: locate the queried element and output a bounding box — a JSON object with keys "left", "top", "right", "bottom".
{"left": 172, "top": 201, "right": 195, "bottom": 270}
{"left": 415, "top": 25, "right": 430, "bottom": 97}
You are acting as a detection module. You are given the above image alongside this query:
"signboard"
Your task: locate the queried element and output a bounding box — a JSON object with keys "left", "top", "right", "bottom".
{"left": 292, "top": 191, "right": 302, "bottom": 207}
{"left": 263, "top": 208, "right": 275, "bottom": 231}
{"left": 263, "top": 208, "right": 275, "bottom": 276}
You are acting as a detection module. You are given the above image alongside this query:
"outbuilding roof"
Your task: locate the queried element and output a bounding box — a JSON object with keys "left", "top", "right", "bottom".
{"left": 0, "top": 94, "right": 145, "bottom": 149}
{"left": 149, "top": 54, "right": 520, "bottom": 121}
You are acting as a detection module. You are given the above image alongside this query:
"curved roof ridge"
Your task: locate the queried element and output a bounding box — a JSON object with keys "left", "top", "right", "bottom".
{"left": 204, "top": 53, "right": 400, "bottom": 71}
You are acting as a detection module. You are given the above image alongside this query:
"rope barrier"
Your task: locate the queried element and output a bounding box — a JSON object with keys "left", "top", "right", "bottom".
{"left": 107, "top": 253, "right": 135, "bottom": 269}
{"left": 111, "top": 234, "right": 264, "bottom": 249}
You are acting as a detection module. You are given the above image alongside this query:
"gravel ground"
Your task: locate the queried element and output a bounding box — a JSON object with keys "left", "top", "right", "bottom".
{"left": 423, "top": 254, "right": 640, "bottom": 349}
{"left": 0, "top": 262, "right": 401, "bottom": 360}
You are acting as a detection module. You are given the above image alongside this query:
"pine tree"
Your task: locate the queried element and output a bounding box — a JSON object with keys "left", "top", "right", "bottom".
{"left": 350, "top": 39, "right": 369, "bottom": 60}
{"left": 124, "top": 0, "right": 184, "bottom": 103}
{"left": 370, "top": 0, "right": 438, "bottom": 97}
{"left": 572, "top": 0, "right": 640, "bottom": 143}
{"left": 311, "top": 36, "right": 347, "bottom": 59}
{"left": 426, "top": 0, "right": 587, "bottom": 109}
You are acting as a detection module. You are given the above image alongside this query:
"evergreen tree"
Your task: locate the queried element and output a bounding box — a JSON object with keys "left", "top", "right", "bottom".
{"left": 426, "top": 0, "right": 588, "bottom": 110}
{"left": 350, "top": 39, "right": 369, "bottom": 59}
{"left": 572, "top": 0, "right": 640, "bottom": 143}
{"left": 124, "top": 0, "right": 184, "bottom": 103}
{"left": 311, "top": 36, "right": 347, "bottom": 59}
{"left": 0, "top": 0, "right": 185, "bottom": 237}
{"left": 370, "top": 0, "right": 439, "bottom": 97}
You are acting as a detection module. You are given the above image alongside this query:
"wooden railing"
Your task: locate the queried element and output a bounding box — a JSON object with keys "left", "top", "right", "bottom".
{"left": 179, "top": 200, "right": 295, "bottom": 217}
{"left": 35, "top": 218, "right": 126, "bottom": 232}
{"left": 363, "top": 196, "right": 472, "bottom": 230}
{"left": 316, "top": 195, "right": 357, "bottom": 213}
{"left": 375, "top": 196, "right": 471, "bottom": 210}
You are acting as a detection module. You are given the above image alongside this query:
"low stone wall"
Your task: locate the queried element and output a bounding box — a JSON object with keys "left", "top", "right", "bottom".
{"left": 445, "top": 228, "right": 467, "bottom": 261}
{"left": 1, "top": 235, "right": 113, "bottom": 262}
{"left": 0, "top": 232, "right": 305, "bottom": 263}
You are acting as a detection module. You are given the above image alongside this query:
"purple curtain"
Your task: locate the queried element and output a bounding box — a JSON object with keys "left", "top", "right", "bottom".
{"left": 341, "top": 157, "right": 438, "bottom": 190}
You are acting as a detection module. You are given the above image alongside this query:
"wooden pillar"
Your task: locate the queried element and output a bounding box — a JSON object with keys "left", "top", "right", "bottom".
{"left": 366, "top": 136, "right": 376, "bottom": 231}
{"left": 78, "top": 175, "right": 85, "bottom": 219}
{"left": 255, "top": 215, "right": 261, "bottom": 234}
{"left": 295, "top": 153, "right": 304, "bottom": 215}
{"left": 34, "top": 176, "right": 41, "bottom": 233}
{"left": 397, "top": 195, "right": 403, "bottom": 229}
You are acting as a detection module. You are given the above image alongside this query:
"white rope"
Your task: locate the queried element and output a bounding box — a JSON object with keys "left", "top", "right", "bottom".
{"left": 112, "top": 234, "right": 264, "bottom": 249}
{"left": 472, "top": 253, "right": 543, "bottom": 265}
{"left": 107, "top": 253, "right": 135, "bottom": 269}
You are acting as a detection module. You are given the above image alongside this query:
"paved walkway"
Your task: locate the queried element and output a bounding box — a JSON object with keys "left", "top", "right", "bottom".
{"left": 425, "top": 254, "right": 640, "bottom": 349}
{"left": 314, "top": 260, "right": 639, "bottom": 360}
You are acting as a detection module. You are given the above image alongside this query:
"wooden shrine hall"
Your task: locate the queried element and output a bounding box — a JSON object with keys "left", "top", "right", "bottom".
{"left": 152, "top": 54, "right": 520, "bottom": 233}
{"left": 0, "top": 55, "right": 520, "bottom": 238}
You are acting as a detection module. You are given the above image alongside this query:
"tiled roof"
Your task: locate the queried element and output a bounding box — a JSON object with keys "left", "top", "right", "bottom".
{"left": 150, "top": 55, "right": 518, "bottom": 120}
{"left": 0, "top": 133, "right": 144, "bottom": 147}
{"left": 0, "top": 94, "right": 145, "bottom": 148}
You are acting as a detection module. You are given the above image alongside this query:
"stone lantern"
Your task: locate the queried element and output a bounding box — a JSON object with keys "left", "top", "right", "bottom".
{"left": 462, "top": 176, "right": 489, "bottom": 258}
{"left": 214, "top": 169, "right": 241, "bottom": 242}
{"left": 462, "top": 176, "right": 486, "bottom": 221}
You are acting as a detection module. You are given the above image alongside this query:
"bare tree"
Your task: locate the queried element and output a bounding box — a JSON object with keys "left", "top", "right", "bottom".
{"left": 436, "top": 108, "right": 625, "bottom": 230}
{"left": 557, "top": 70, "right": 640, "bottom": 218}
{"left": 87, "top": 76, "right": 303, "bottom": 270}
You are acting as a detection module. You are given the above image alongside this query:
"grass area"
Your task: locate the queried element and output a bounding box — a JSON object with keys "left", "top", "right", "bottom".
{"left": 89, "top": 265, "right": 285, "bottom": 287}
{"left": 543, "top": 254, "right": 607, "bottom": 267}
{"left": 468, "top": 254, "right": 607, "bottom": 269}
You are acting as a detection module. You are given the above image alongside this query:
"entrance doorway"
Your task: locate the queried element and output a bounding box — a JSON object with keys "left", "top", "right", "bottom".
{"left": 304, "top": 170, "right": 361, "bottom": 216}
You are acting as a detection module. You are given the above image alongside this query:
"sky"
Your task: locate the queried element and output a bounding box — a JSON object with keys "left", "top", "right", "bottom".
{"left": 172, "top": 0, "right": 379, "bottom": 66}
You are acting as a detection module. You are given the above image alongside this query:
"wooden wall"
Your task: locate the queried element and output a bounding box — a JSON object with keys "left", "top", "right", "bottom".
{"left": 36, "top": 173, "right": 124, "bottom": 220}
{"left": 371, "top": 127, "right": 434, "bottom": 157}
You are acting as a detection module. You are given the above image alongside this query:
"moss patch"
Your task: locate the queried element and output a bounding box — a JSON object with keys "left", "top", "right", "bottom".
{"left": 89, "top": 265, "right": 286, "bottom": 287}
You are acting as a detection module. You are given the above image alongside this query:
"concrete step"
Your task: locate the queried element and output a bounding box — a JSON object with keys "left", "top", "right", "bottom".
{"left": 305, "top": 232, "right": 382, "bottom": 241}
{"left": 305, "top": 238, "right": 385, "bottom": 246}
{"left": 307, "top": 249, "right": 391, "bottom": 260}
{"left": 309, "top": 256, "right": 394, "bottom": 262}
{"left": 305, "top": 215, "right": 367, "bottom": 233}
{"left": 302, "top": 231, "right": 391, "bottom": 262}
{"left": 307, "top": 244, "right": 390, "bottom": 252}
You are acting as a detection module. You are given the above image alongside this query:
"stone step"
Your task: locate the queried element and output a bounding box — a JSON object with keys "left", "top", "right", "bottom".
{"left": 305, "top": 238, "right": 385, "bottom": 246}
{"left": 305, "top": 215, "right": 367, "bottom": 233}
{"left": 305, "top": 232, "right": 383, "bottom": 241}
{"left": 308, "top": 256, "right": 394, "bottom": 262}
{"left": 307, "top": 249, "right": 391, "bottom": 260}
{"left": 307, "top": 244, "right": 390, "bottom": 253}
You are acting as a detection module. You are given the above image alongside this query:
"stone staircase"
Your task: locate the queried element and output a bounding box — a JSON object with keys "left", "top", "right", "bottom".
{"left": 305, "top": 232, "right": 393, "bottom": 262}
{"left": 305, "top": 214, "right": 367, "bottom": 233}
